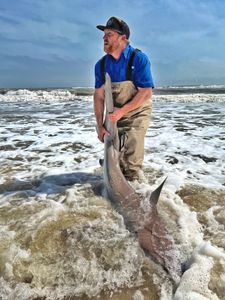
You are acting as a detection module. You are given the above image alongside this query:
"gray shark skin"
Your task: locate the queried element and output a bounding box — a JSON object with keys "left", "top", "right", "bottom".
{"left": 103, "top": 73, "right": 182, "bottom": 281}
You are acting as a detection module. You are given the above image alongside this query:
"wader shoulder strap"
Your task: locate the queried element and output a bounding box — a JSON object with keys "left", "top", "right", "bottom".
{"left": 126, "top": 48, "right": 140, "bottom": 81}
{"left": 100, "top": 48, "right": 140, "bottom": 84}
{"left": 100, "top": 55, "right": 107, "bottom": 85}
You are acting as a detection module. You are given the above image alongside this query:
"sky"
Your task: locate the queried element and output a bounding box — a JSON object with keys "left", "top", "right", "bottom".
{"left": 0, "top": 0, "right": 225, "bottom": 88}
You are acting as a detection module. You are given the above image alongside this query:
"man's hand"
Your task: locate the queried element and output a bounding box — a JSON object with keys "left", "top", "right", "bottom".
{"left": 108, "top": 107, "right": 124, "bottom": 123}
{"left": 96, "top": 125, "right": 110, "bottom": 143}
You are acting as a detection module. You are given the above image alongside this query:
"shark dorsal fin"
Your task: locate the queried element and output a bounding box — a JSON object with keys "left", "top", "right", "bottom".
{"left": 149, "top": 177, "right": 167, "bottom": 206}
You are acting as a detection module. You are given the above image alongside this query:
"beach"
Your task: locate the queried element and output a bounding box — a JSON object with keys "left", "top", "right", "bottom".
{"left": 0, "top": 86, "right": 225, "bottom": 300}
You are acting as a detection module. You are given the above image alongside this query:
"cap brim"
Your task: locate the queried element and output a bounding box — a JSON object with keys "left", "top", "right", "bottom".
{"left": 96, "top": 25, "right": 106, "bottom": 31}
{"left": 96, "top": 25, "right": 123, "bottom": 36}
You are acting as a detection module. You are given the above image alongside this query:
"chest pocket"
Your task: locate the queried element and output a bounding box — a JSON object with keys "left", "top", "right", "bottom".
{"left": 111, "top": 81, "right": 138, "bottom": 108}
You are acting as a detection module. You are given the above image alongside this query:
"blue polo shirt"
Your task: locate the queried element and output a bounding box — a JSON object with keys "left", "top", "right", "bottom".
{"left": 95, "top": 45, "right": 154, "bottom": 89}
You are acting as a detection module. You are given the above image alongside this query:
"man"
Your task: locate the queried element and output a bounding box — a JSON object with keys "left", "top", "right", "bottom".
{"left": 94, "top": 16, "right": 154, "bottom": 181}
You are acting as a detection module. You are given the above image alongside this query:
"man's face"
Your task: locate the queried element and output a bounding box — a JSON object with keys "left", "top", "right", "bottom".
{"left": 103, "top": 29, "right": 122, "bottom": 54}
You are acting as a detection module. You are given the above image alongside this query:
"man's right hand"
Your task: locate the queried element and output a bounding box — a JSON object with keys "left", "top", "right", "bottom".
{"left": 96, "top": 125, "right": 110, "bottom": 143}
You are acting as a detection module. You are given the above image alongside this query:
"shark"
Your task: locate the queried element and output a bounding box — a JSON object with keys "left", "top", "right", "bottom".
{"left": 102, "top": 73, "right": 182, "bottom": 281}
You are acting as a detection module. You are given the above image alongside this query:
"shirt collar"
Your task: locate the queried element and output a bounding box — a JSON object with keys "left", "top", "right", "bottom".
{"left": 122, "top": 44, "right": 130, "bottom": 59}
{"left": 108, "top": 44, "right": 131, "bottom": 60}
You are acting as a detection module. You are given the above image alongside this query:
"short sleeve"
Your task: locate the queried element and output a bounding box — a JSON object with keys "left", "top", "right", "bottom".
{"left": 94, "top": 60, "right": 103, "bottom": 89}
{"left": 132, "top": 51, "right": 154, "bottom": 88}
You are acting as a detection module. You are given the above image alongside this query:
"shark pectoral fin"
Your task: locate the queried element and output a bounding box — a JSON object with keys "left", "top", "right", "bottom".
{"left": 149, "top": 177, "right": 167, "bottom": 206}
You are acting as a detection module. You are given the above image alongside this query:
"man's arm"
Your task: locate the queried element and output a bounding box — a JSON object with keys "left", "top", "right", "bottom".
{"left": 93, "top": 87, "right": 109, "bottom": 142}
{"left": 108, "top": 87, "right": 152, "bottom": 123}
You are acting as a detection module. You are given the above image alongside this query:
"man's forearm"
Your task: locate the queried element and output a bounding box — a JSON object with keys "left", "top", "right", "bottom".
{"left": 93, "top": 89, "right": 105, "bottom": 129}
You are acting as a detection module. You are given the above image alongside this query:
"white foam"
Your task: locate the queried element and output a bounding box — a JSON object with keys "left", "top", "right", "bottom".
{"left": 174, "top": 245, "right": 221, "bottom": 300}
{"left": 196, "top": 241, "right": 225, "bottom": 260}
{"left": 145, "top": 101, "right": 225, "bottom": 189}
{"left": 0, "top": 95, "right": 224, "bottom": 299}
{"left": 0, "top": 181, "right": 145, "bottom": 299}
{"left": 153, "top": 93, "right": 225, "bottom": 102}
{"left": 133, "top": 290, "right": 144, "bottom": 300}
{"left": 0, "top": 89, "right": 93, "bottom": 102}
{"left": 151, "top": 189, "right": 205, "bottom": 285}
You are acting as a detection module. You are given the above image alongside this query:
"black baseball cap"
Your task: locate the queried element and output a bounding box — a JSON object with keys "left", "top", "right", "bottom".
{"left": 96, "top": 17, "right": 130, "bottom": 39}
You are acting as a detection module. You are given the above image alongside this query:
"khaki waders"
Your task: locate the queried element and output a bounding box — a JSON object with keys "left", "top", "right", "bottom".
{"left": 111, "top": 80, "right": 152, "bottom": 181}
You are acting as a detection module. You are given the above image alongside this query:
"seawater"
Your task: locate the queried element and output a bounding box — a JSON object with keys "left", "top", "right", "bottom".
{"left": 0, "top": 91, "right": 225, "bottom": 300}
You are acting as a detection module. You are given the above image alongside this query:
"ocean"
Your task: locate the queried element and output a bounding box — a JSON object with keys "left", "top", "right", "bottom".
{"left": 0, "top": 86, "right": 225, "bottom": 300}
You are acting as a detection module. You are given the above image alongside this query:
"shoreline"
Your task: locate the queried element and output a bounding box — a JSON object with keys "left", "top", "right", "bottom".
{"left": 1, "top": 86, "right": 225, "bottom": 96}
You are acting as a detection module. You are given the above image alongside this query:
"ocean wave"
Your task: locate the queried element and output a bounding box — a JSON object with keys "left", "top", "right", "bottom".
{"left": 0, "top": 89, "right": 92, "bottom": 102}
{"left": 1, "top": 88, "right": 225, "bottom": 103}
{"left": 153, "top": 93, "right": 225, "bottom": 102}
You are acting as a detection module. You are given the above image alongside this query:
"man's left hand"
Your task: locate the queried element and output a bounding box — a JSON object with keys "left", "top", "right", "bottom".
{"left": 108, "top": 108, "right": 124, "bottom": 123}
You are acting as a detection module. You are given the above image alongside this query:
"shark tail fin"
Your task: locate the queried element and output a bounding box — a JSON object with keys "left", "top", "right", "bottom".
{"left": 149, "top": 177, "right": 167, "bottom": 206}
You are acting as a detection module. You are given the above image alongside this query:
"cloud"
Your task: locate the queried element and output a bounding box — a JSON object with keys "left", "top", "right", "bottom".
{"left": 0, "top": 53, "right": 94, "bottom": 88}
{"left": 0, "top": 2, "right": 96, "bottom": 63}
{"left": 1, "top": 0, "right": 225, "bottom": 87}
{"left": 0, "top": 12, "right": 87, "bottom": 44}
